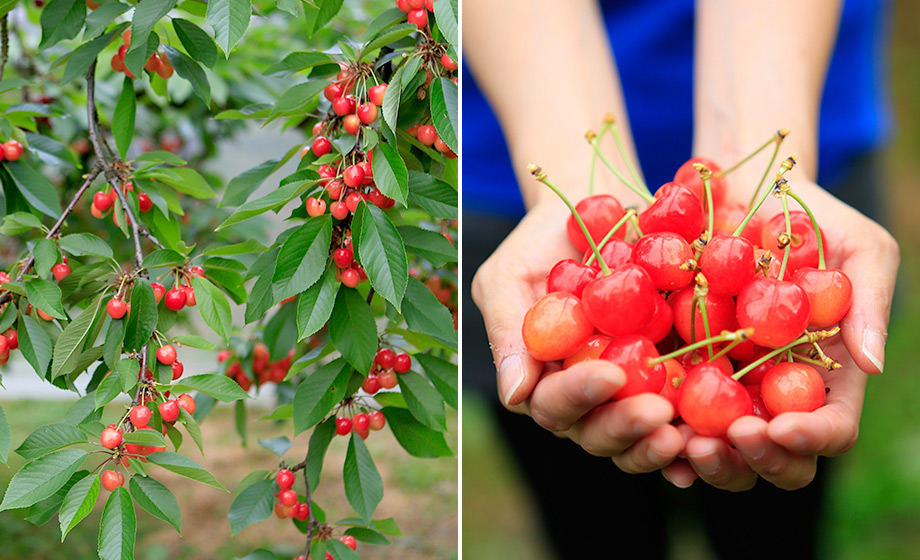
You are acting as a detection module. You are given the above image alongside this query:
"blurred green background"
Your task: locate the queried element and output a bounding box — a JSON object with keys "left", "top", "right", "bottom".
{"left": 462, "top": 1, "right": 920, "bottom": 558}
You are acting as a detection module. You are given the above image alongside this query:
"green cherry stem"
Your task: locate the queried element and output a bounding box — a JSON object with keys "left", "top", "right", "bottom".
{"left": 584, "top": 209, "right": 636, "bottom": 266}
{"left": 733, "top": 154, "right": 797, "bottom": 237}
{"left": 694, "top": 163, "right": 714, "bottom": 241}
{"left": 716, "top": 130, "right": 787, "bottom": 179}
{"left": 606, "top": 115, "right": 647, "bottom": 193}
{"left": 747, "top": 130, "right": 789, "bottom": 209}
{"left": 528, "top": 164, "right": 611, "bottom": 275}
{"left": 786, "top": 190, "right": 826, "bottom": 269}
{"left": 587, "top": 135, "right": 655, "bottom": 203}
{"left": 708, "top": 336, "right": 745, "bottom": 362}
{"left": 731, "top": 326, "right": 840, "bottom": 381}
{"left": 650, "top": 328, "right": 753, "bottom": 365}
{"left": 777, "top": 192, "right": 792, "bottom": 281}
{"left": 588, "top": 124, "right": 612, "bottom": 197}
{"left": 699, "top": 298, "right": 714, "bottom": 358}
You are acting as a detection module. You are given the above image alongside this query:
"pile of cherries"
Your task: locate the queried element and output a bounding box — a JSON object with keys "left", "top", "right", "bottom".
{"left": 359, "top": 346, "right": 413, "bottom": 395}
{"left": 110, "top": 30, "right": 175, "bottom": 81}
{"left": 523, "top": 147, "right": 853, "bottom": 438}
{"left": 273, "top": 468, "right": 311, "bottom": 523}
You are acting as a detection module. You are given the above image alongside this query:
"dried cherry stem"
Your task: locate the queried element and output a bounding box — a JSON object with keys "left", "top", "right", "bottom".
{"left": 650, "top": 327, "right": 753, "bottom": 365}
{"left": 746, "top": 130, "right": 789, "bottom": 209}
{"left": 790, "top": 351, "right": 836, "bottom": 369}
{"left": 528, "top": 164, "right": 611, "bottom": 275}
{"left": 786, "top": 190, "right": 826, "bottom": 269}
{"left": 586, "top": 135, "right": 655, "bottom": 203}
{"left": 604, "top": 113, "right": 646, "bottom": 193}
{"left": 584, "top": 209, "right": 636, "bottom": 266}
{"left": 810, "top": 342, "right": 842, "bottom": 370}
{"left": 693, "top": 163, "right": 714, "bottom": 241}
{"left": 733, "top": 154, "right": 797, "bottom": 237}
{"left": 732, "top": 327, "right": 840, "bottom": 381}
{"left": 777, "top": 192, "right": 792, "bottom": 281}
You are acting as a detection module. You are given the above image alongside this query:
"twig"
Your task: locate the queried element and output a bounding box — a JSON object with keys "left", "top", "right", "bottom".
{"left": 290, "top": 449, "right": 320, "bottom": 558}
{"left": 0, "top": 16, "right": 8, "bottom": 82}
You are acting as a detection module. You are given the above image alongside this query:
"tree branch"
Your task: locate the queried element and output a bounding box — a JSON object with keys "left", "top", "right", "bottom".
{"left": 0, "top": 16, "right": 9, "bottom": 82}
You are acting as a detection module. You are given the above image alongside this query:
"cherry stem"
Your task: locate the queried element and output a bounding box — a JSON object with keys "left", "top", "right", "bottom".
{"left": 731, "top": 327, "right": 839, "bottom": 381}
{"left": 608, "top": 117, "right": 646, "bottom": 193}
{"left": 733, "top": 154, "right": 797, "bottom": 237}
{"left": 717, "top": 132, "right": 783, "bottom": 178}
{"left": 790, "top": 351, "right": 827, "bottom": 367}
{"left": 777, "top": 193, "right": 792, "bottom": 281}
{"left": 588, "top": 123, "right": 612, "bottom": 197}
{"left": 786, "top": 190, "right": 826, "bottom": 269}
{"left": 689, "top": 294, "right": 698, "bottom": 350}
{"left": 584, "top": 209, "right": 635, "bottom": 266}
{"left": 698, "top": 297, "right": 714, "bottom": 358}
{"left": 587, "top": 137, "right": 655, "bottom": 203}
{"left": 747, "top": 131, "right": 788, "bottom": 209}
{"left": 709, "top": 337, "right": 744, "bottom": 362}
{"left": 650, "top": 328, "right": 752, "bottom": 365}
{"left": 528, "top": 165, "right": 610, "bottom": 275}
{"left": 693, "top": 163, "right": 714, "bottom": 241}
{"left": 629, "top": 212, "right": 643, "bottom": 238}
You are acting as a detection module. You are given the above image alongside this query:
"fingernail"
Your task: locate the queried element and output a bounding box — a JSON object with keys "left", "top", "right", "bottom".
{"left": 689, "top": 453, "right": 721, "bottom": 476}
{"left": 862, "top": 327, "right": 886, "bottom": 373}
{"left": 499, "top": 354, "right": 525, "bottom": 406}
{"left": 734, "top": 434, "right": 767, "bottom": 461}
{"left": 663, "top": 471, "right": 694, "bottom": 489}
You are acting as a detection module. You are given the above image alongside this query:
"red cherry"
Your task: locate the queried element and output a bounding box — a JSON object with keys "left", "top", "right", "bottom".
{"left": 375, "top": 348, "right": 396, "bottom": 369}
{"left": 357, "top": 103, "right": 378, "bottom": 125}
{"left": 170, "top": 360, "right": 184, "bottom": 381}
{"left": 331, "top": 201, "right": 349, "bottom": 220}
{"left": 100, "top": 426, "right": 123, "bottom": 449}
{"left": 274, "top": 501, "right": 291, "bottom": 519}
{"left": 164, "top": 287, "right": 187, "bottom": 311}
{"left": 312, "top": 136, "right": 332, "bottom": 157}
{"left": 333, "top": 247, "right": 354, "bottom": 268}
{"left": 378, "top": 368, "right": 398, "bottom": 389}
{"left": 561, "top": 334, "right": 613, "bottom": 369}
{"left": 369, "top": 411, "right": 386, "bottom": 431}
{"left": 673, "top": 156, "right": 727, "bottom": 208}
{"left": 294, "top": 502, "right": 310, "bottom": 521}
{"left": 714, "top": 201, "right": 764, "bottom": 246}
{"left": 345, "top": 192, "right": 363, "bottom": 213}
{"left": 658, "top": 359, "right": 687, "bottom": 415}
{"left": 670, "top": 286, "right": 736, "bottom": 345}
{"left": 340, "top": 535, "right": 357, "bottom": 550}
{"left": 761, "top": 362, "right": 826, "bottom": 415}
{"left": 599, "top": 334, "right": 667, "bottom": 398}
{"left": 677, "top": 363, "right": 753, "bottom": 437}
{"left": 746, "top": 384, "right": 773, "bottom": 421}
{"left": 522, "top": 292, "right": 594, "bottom": 362}
{"left": 130, "top": 405, "right": 151, "bottom": 428}
{"left": 111, "top": 53, "right": 125, "bottom": 73}
{"left": 155, "top": 53, "right": 174, "bottom": 79}
{"left": 336, "top": 416, "right": 352, "bottom": 436}
{"left": 277, "top": 469, "right": 295, "bottom": 490}
{"left": 326, "top": 180, "right": 344, "bottom": 200}
{"left": 156, "top": 344, "right": 177, "bottom": 365}
{"left": 177, "top": 393, "right": 196, "bottom": 414}
{"left": 761, "top": 211, "right": 824, "bottom": 276}
{"left": 633, "top": 292, "right": 674, "bottom": 344}
{"left": 94, "top": 191, "right": 113, "bottom": 211}
{"left": 583, "top": 238, "right": 633, "bottom": 272}
{"left": 736, "top": 277, "right": 811, "bottom": 348}
{"left": 581, "top": 264, "right": 656, "bottom": 337}
{"left": 341, "top": 268, "right": 360, "bottom": 287}
{"left": 630, "top": 232, "right": 694, "bottom": 291}
{"left": 188, "top": 265, "right": 205, "bottom": 278}
{"left": 52, "top": 262, "right": 71, "bottom": 281}
{"left": 279, "top": 489, "right": 298, "bottom": 507}
{"left": 416, "top": 125, "right": 438, "bottom": 146}
{"left": 676, "top": 350, "right": 733, "bottom": 377}
{"left": 353, "top": 413, "right": 370, "bottom": 432}
{"left": 369, "top": 83, "right": 388, "bottom": 106}
{"left": 362, "top": 374, "right": 380, "bottom": 394}
{"left": 306, "top": 197, "right": 327, "bottom": 217}
{"left": 545, "top": 259, "right": 598, "bottom": 298}
{"left": 107, "top": 298, "right": 128, "bottom": 319}
{"left": 101, "top": 470, "right": 125, "bottom": 491}
{"left": 440, "top": 53, "right": 458, "bottom": 71}
{"left": 407, "top": 8, "right": 428, "bottom": 29}
{"left": 151, "top": 282, "right": 166, "bottom": 303}
{"left": 332, "top": 96, "right": 353, "bottom": 116}
{"left": 396, "top": 0, "right": 411, "bottom": 12}
{"left": 699, "top": 234, "right": 756, "bottom": 296}
{"left": 323, "top": 82, "right": 343, "bottom": 101}
{"left": 217, "top": 349, "right": 231, "bottom": 363}
{"left": 791, "top": 267, "right": 853, "bottom": 327}
{"left": 159, "top": 400, "right": 180, "bottom": 423}
{"left": 565, "top": 195, "right": 627, "bottom": 254}
{"left": 394, "top": 353, "right": 412, "bottom": 373}
{"left": 638, "top": 182, "right": 705, "bottom": 243}
{"left": 2, "top": 140, "right": 23, "bottom": 162}
{"left": 137, "top": 192, "right": 152, "bottom": 212}
{"left": 343, "top": 114, "right": 361, "bottom": 135}
{"left": 2, "top": 329, "right": 16, "bottom": 350}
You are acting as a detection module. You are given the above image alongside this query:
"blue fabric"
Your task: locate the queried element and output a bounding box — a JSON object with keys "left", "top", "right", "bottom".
{"left": 462, "top": 0, "right": 891, "bottom": 217}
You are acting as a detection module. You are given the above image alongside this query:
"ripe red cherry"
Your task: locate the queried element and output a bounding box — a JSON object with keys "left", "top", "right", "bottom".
{"left": 341, "top": 535, "right": 358, "bottom": 550}
{"left": 378, "top": 368, "right": 398, "bottom": 389}
{"left": 357, "top": 103, "right": 378, "bottom": 124}
{"left": 94, "top": 190, "right": 113, "bottom": 211}
{"left": 345, "top": 192, "right": 363, "bottom": 213}
{"left": 331, "top": 201, "right": 349, "bottom": 220}
{"left": 566, "top": 195, "right": 627, "bottom": 254}
{"left": 171, "top": 360, "right": 184, "bottom": 380}
{"left": 761, "top": 362, "right": 826, "bottom": 416}
{"left": 151, "top": 282, "right": 166, "bottom": 303}
{"left": 182, "top": 286, "right": 196, "bottom": 308}
{"left": 599, "top": 334, "right": 666, "bottom": 398}
{"left": 336, "top": 416, "right": 352, "bottom": 436}
{"left": 177, "top": 393, "right": 196, "bottom": 414}
{"left": 137, "top": 192, "right": 153, "bottom": 212}
{"left": 324, "top": 82, "right": 343, "bottom": 101}
{"left": 394, "top": 353, "right": 412, "bottom": 373}
{"left": 440, "top": 53, "right": 458, "bottom": 71}
{"left": 52, "top": 262, "right": 72, "bottom": 281}
{"left": 670, "top": 287, "right": 736, "bottom": 344}
{"left": 332, "top": 96, "right": 353, "bottom": 116}
{"left": 562, "top": 334, "right": 613, "bottom": 369}
{"left": 633, "top": 292, "right": 674, "bottom": 344}
{"left": 791, "top": 267, "right": 853, "bottom": 327}
{"left": 581, "top": 264, "right": 657, "bottom": 337}
{"left": 159, "top": 400, "right": 180, "bottom": 423}
{"left": 312, "top": 136, "right": 332, "bottom": 157}
{"left": 638, "top": 182, "right": 705, "bottom": 244}
{"left": 333, "top": 247, "right": 354, "bottom": 268}
{"left": 369, "top": 83, "right": 388, "bottom": 106}
{"left": 676, "top": 350, "right": 733, "bottom": 377}
{"left": 630, "top": 232, "right": 693, "bottom": 291}
{"left": 583, "top": 238, "right": 633, "bottom": 272}
{"left": 101, "top": 470, "right": 125, "bottom": 491}
{"left": 156, "top": 344, "right": 177, "bottom": 365}
{"left": 1, "top": 329, "right": 15, "bottom": 350}
{"left": 761, "top": 211, "right": 824, "bottom": 276}
{"left": 375, "top": 348, "right": 396, "bottom": 369}
{"left": 522, "top": 292, "right": 594, "bottom": 362}
{"left": 217, "top": 349, "right": 231, "bottom": 363}
{"left": 107, "top": 297, "right": 128, "bottom": 319}
{"left": 673, "top": 156, "right": 727, "bottom": 208}
{"left": 546, "top": 259, "right": 598, "bottom": 298}
{"left": 294, "top": 502, "right": 310, "bottom": 521}
{"left": 306, "top": 197, "right": 327, "bottom": 217}
{"left": 736, "top": 277, "right": 811, "bottom": 348}
{"left": 277, "top": 469, "right": 295, "bottom": 490}
{"left": 746, "top": 384, "right": 773, "bottom": 421}
{"left": 699, "top": 234, "right": 756, "bottom": 296}
{"left": 341, "top": 268, "right": 360, "bottom": 287}
{"left": 164, "top": 287, "right": 187, "bottom": 310}
{"left": 188, "top": 265, "right": 206, "bottom": 278}
{"left": 279, "top": 488, "right": 298, "bottom": 507}
{"left": 362, "top": 374, "right": 380, "bottom": 394}
{"left": 130, "top": 405, "right": 151, "bottom": 428}
{"left": 416, "top": 125, "right": 438, "bottom": 146}
{"left": 658, "top": 359, "right": 687, "bottom": 415}
{"left": 353, "top": 413, "right": 370, "bottom": 432}
{"left": 100, "top": 426, "right": 123, "bottom": 449}
{"left": 369, "top": 411, "right": 386, "bottom": 431}
{"left": 407, "top": 8, "right": 428, "bottom": 29}
{"left": 274, "top": 501, "right": 291, "bottom": 519}
{"left": 343, "top": 114, "right": 361, "bottom": 135}
{"left": 713, "top": 201, "right": 764, "bottom": 247}
{"left": 2, "top": 140, "right": 23, "bottom": 162}
{"left": 677, "top": 363, "right": 753, "bottom": 437}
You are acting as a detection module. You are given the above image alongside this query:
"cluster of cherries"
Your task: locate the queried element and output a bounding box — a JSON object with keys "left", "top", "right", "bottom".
{"left": 396, "top": 0, "right": 435, "bottom": 29}
{"left": 523, "top": 139, "right": 853, "bottom": 438}
{"left": 218, "top": 345, "right": 295, "bottom": 392}
{"left": 0, "top": 139, "right": 24, "bottom": 162}
{"left": 291, "top": 536, "right": 358, "bottom": 560}
{"left": 110, "top": 30, "right": 175, "bottom": 81}
{"left": 406, "top": 123, "right": 457, "bottom": 159}
{"left": 272, "top": 468, "right": 311, "bottom": 522}
{"left": 0, "top": 328, "right": 19, "bottom": 366}
{"left": 89, "top": 181, "right": 153, "bottom": 222}
{"left": 329, "top": 231, "right": 369, "bottom": 289}
{"left": 359, "top": 346, "right": 413, "bottom": 396}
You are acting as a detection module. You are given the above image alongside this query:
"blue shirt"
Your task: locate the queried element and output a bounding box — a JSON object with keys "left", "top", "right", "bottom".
{"left": 463, "top": 0, "right": 892, "bottom": 217}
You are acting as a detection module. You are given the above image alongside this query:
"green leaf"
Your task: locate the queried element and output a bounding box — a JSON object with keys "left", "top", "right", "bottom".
{"left": 353, "top": 204, "right": 407, "bottom": 309}
{"left": 142, "top": 248, "right": 186, "bottom": 269}
{"left": 433, "top": 0, "right": 458, "bottom": 46}
{"left": 312, "top": 0, "right": 344, "bottom": 34}
{"left": 171, "top": 373, "right": 251, "bottom": 402}
{"left": 59, "top": 473, "right": 99, "bottom": 541}
{"left": 129, "top": 475, "right": 181, "bottom": 533}
{"left": 264, "top": 51, "right": 338, "bottom": 76}
{"left": 39, "top": 0, "right": 86, "bottom": 49}
{"left": 371, "top": 142, "right": 408, "bottom": 206}
{"left": 59, "top": 233, "right": 115, "bottom": 259}
{"left": 163, "top": 46, "right": 211, "bottom": 105}
{"left": 401, "top": 276, "right": 457, "bottom": 349}
{"left": 363, "top": 22, "right": 417, "bottom": 54}
{"left": 344, "top": 526, "right": 390, "bottom": 545}
{"left": 306, "top": 417, "right": 335, "bottom": 490}
{"left": 136, "top": 151, "right": 187, "bottom": 166}
{"left": 429, "top": 77, "right": 458, "bottom": 153}
{"left": 292, "top": 358, "right": 352, "bottom": 435}
{"left": 32, "top": 238, "right": 57, "bottom": 279}
{"left": 381, "top": 64, "right": 403, "bottom": 135}
{"left": 257, "top": 436, "right": 292, "bottom": 457}
{"left": 0, "top": 405, "right": 8, "bottom": 464}
{"left": 272, "top": 216, "right": 333, "bottom": 299}
{"left": 0, "top": 448, "right": 87, "bottom": 511}
{"left": 123, "top": 428, "right": 167, "bottom": 448}
{"left": 98, "top": 486, "right": 136, "bottom": 560}
{"left": 24, "top": 132, "right": 78, "bottom": 171}
{"left": 343, "top": 434, "right": 383, "bottom": 525}
{"left": 18, "top": 314, "right": 52, "bottom": 377}
{"left": 94, "top": 371, "right": 123, "bottom": 409}
{"left": 116, "top": 358, "right": 140, "bottom": 393}
{"left": 329, "top": 288, "right": 377, "bottom": 375}
{"left": 328, "top": 539, "right": 362, "bottom": 560}
{"left": 383, "top": 407, "right": 452, "bottom": 458}
{"left": 172, "top": 18, "right": 218, "bottom": 68}
{"left": 172, "top": 335, "right": 216, "bottom": 350}
{"left": 126, "top": 0, "right": 177, "bottom": 70}
{"left": 415, "top": 353, "right": 458, "bottom": 409}
{"left": 398, "top": 225, "right": 457, "bottom": 267}
{"left": 203, "top": 240, "right": 268, "bottom": 257}
{"left": 268, "top": 80, "right": 327, "bottom": 119}
{"left": 397, "top": 371, "right": 446, "bottom": 430}
{"left": 16, "top": 424, "right": 87, "bottom": 461}
{"left": 124, "top": 279, "right": 157, "bottom": 350}
{"left": 103, "top": 316, "right": 124, "bottom": 371}
{"left": 407, "top": 171, "right": 457, "bottom": 219}
{"left": 85, "top": 2, "right": 130, "bottom": 38}
{"left": 3, "top": 161, "right": 61, "bottom": 218}
{"left": 178, "top": 407, "right": 204, "bottom": 453}
{"left": 27, "top": 470, "right": 87, "bottom": 527}
{"left": 221, "top": 157, "right": 286, "bottom": 207}
{"left": 113, "top": 77, "right": 136, "bottom": 160}
{"left": 62, "top": 28, "right": 123, "bottom": 85}
{"left": 52, "top": 296, "right": 104, "bottom": 379}
{"left": 191, "top": 277, "right": 232, "bottom": 341}
{"left": 228, "top": 479, "right": 273, "bottom": 535}
{"left": 146, "top": 451, "right": 227, "bottom": 490}
{"left": 216, "top": 180, "right": 312, "bottom": 230}
{"left": 0, "top": 212, "right": 45, "bottom": 235}
{"left": 206, "top": 0, "right": 251, "bottom": 55}
{"left": 245, "top": 252, "right": 278, "bottom": 324}
{"left": 142, "top": 166, "right": 217, "bottom": 199}
{"left": 296, "top": 266, "right": 338, "bottom": 341}
{"left": 25, "top": 279, "right": 65, "bottom": 319}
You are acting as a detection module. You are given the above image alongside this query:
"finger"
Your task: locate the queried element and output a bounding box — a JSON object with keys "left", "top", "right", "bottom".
{"left": 729, "top": 416, "right": 818, "bottom": 490}
{"left": 566, "top": 392, "right": 674, "bottom": 455}
{"left": 686, "top": 436, "right": 757, "bottom": 492}
{"left": 528, "top": 360, "right": 626, "bottom": 432}
{"left": 837, "top": 227, "right": 899, "bottom": 374}
{"left": 766, "top": 402, "right": 861, "bottom": 457}
{"left": 662, "top": 459, "right": 698, "bottom": 488}
{"left": 612, "top": 424, "right": 685, "bottom": 474}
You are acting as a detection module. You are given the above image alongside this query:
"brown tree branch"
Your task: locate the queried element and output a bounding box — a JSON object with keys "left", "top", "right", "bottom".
{"left": 0, "top": 16, "right": 8, "bottom": 82}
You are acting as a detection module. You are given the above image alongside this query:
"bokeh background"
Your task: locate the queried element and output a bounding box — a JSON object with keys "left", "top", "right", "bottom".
{"left": 462, "top": 1, "right": 920, "bottom": 558}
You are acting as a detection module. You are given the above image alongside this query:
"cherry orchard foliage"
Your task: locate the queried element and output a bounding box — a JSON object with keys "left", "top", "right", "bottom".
{"left": 0, "top": 0, "right": 457, "bottom": 558}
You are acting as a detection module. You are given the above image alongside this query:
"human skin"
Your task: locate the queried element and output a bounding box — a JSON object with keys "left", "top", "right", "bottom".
{"left": 466, "top": 0, "right": 900, "bottom": 490}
